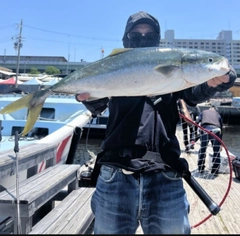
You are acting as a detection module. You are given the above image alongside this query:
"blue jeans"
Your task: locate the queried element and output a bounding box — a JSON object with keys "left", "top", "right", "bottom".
{"left": 91, "top": 165, "right": 191, "bottom": 234}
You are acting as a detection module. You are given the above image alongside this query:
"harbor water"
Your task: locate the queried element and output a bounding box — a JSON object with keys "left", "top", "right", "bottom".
{"left": 222, "top": 125, "right": 240, "bottom": 158}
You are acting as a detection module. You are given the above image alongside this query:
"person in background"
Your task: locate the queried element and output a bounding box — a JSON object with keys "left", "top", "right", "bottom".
{"left": 75, "top": 11, "right": 237, "bottom": 234}
{"left": 178, "top": 99, "right": 201, "bottom": 153}
{"left": 188, "top": 104, "right": 201, "bottom": 144}
{"left": 196, "top": 106, "right": 223, "bottom": 176}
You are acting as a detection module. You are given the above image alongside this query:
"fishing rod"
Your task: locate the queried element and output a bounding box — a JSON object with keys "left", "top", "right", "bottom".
{"left": 0, "top": 120, "right": 2, "bottom": 142}
{"left": 179, "top": 112, "right": 233, "bottom": 228}
{"left": 178, "top": 102, "right": 220, "bottom": 215}
{"left": 179, "top": 112, "right": 221, "bottom": 215}
{"left": 182, "top": 170, "right": 220, "bottom": 215}
{"left": 14, "top": 131, "right": 22, "bottom": 234}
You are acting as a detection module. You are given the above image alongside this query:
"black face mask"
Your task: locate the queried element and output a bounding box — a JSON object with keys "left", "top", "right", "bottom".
{"left": 127, "top": 38, "right": 159, "bottom": 48}
{"left": 123, "top": 36, "right": 160, "bottom": 48}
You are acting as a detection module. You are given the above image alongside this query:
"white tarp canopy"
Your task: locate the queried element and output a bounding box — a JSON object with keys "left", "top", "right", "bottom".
{"left": 23, "top": 77, "right": 43, "bottom": 85}
{"left": 43, "top": 78, "right": 60, "bottom": 85}
{"left": 0, "top": 70, "right": 16, "bottom": 76}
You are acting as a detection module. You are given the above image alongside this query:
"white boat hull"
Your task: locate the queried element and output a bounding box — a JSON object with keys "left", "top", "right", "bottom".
{"left": 0, "top": 94, "right": 91, "bottom": 189}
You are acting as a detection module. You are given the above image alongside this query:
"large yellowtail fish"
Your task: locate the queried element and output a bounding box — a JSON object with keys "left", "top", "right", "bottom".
{"left": 0, "top": 47, "right": 230, "bottom": 136}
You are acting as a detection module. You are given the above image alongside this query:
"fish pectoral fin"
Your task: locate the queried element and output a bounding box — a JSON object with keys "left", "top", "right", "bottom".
{"left": 108, "top": 48, "right": 133, "bottom": 57}
{"left": 21, "top": 103, "right": 43, "bottom": 136}
{"left": 154, "top": 65, "right": 180, "bottom": 77}
{"left": 0, "top": 94, "right": 34, "bottom": 114}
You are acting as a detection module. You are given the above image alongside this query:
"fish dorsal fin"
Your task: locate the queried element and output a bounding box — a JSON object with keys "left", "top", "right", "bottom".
{"left": 108, "top": 48, "right": 133, "bottom": 57}
{"left": 154, "top": 65, "right": 180, "bottom": 77}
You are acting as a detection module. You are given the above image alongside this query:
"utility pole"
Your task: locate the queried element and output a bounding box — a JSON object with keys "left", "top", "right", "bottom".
{"left": 14, "top": 19, "right": 23, "bottom": 88}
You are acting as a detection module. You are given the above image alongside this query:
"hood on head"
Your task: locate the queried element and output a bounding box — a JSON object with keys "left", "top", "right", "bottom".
{"left": 122, "top": 11, "right": 161, "bottom": 48}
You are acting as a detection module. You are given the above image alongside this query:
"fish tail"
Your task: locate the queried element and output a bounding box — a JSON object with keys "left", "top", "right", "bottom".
{"left": 22, "top": 102, "right": 44, "bottom": 136}
{"left": 0, "top": 93, "right": 35, "bottom": 114}
{"left": 0, "top": 90, "right": 50, "bottom": 136}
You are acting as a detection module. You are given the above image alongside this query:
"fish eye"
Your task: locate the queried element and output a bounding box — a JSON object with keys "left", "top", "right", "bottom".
{"left": 209, "top": 58, "right": 213, "bottom": 63}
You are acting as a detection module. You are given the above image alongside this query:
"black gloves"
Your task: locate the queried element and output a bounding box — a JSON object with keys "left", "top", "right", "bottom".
{"left": 75, "top": 95, "right": 109, "bottom": 118}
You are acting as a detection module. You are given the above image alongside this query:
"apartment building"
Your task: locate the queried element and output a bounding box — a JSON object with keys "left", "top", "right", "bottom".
{"left": 160, "top": 30, "right": 240, "bottom": 75}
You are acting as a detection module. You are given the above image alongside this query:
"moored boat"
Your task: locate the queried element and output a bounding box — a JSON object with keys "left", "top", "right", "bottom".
{"left": 0, "top": 93, "right": 91, "bottom": 189}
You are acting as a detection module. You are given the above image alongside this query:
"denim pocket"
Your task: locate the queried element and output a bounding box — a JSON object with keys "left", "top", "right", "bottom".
{"left": 99, "top": 165, "right": 117, "bottom": 183}
{"left": 162, "top": 170, "right": 182, "bottom": 180}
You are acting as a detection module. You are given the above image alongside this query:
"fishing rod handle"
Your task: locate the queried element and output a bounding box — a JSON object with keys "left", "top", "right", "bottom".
{"left": 183, "top": 173, "right": 220, "bottom": 215}
{"left": 14, "top": 131, "right": 19, "bottom": 153}
{"left": 0, "top": 120, "right": 2, "bottom": 142}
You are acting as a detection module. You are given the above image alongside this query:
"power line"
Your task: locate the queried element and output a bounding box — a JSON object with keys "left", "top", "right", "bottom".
{"left": 0, "top": 23, "right": 16, "bottom": 30}
{"left": 0, "top": 35, "right": 16, "bottom": 43}
{"left": 24, "top": 35, "right": 115, "bottom": 49}
{"left": 23, "top": 24, "right": 120, "bottom": 42}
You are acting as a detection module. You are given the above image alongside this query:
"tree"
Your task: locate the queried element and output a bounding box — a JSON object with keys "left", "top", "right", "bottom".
{"left": 30, "top": 67, "right": 40, "bottom": 74}
{"left": 45, "top": 66, "right": 60, "bottom": 75}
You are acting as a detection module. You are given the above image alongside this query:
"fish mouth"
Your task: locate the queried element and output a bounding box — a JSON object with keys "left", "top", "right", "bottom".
{"left": 210, "top": 58, "right": 230, "bottom": 74}
{"left": 219, "top": 58, "right": 230, "bottom": 73}
{"left": 205, "top": 58, "right": 230, "bottom": 80}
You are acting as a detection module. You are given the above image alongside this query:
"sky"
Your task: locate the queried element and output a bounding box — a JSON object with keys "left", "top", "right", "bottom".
{"left": 0, "top": 0, "right": 240, "bottom": 63}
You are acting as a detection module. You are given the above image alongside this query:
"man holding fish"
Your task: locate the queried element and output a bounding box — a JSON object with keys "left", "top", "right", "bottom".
{"left": 76, "top": 11, "right": 236, "bottom": 234}
{"left": 0, "top": 10, "right": 236, "bottom": 235}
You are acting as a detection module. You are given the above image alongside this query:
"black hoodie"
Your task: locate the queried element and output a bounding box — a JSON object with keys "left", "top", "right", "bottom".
{"left": 81, "top": 12, "right": 237, "bottom": 174}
